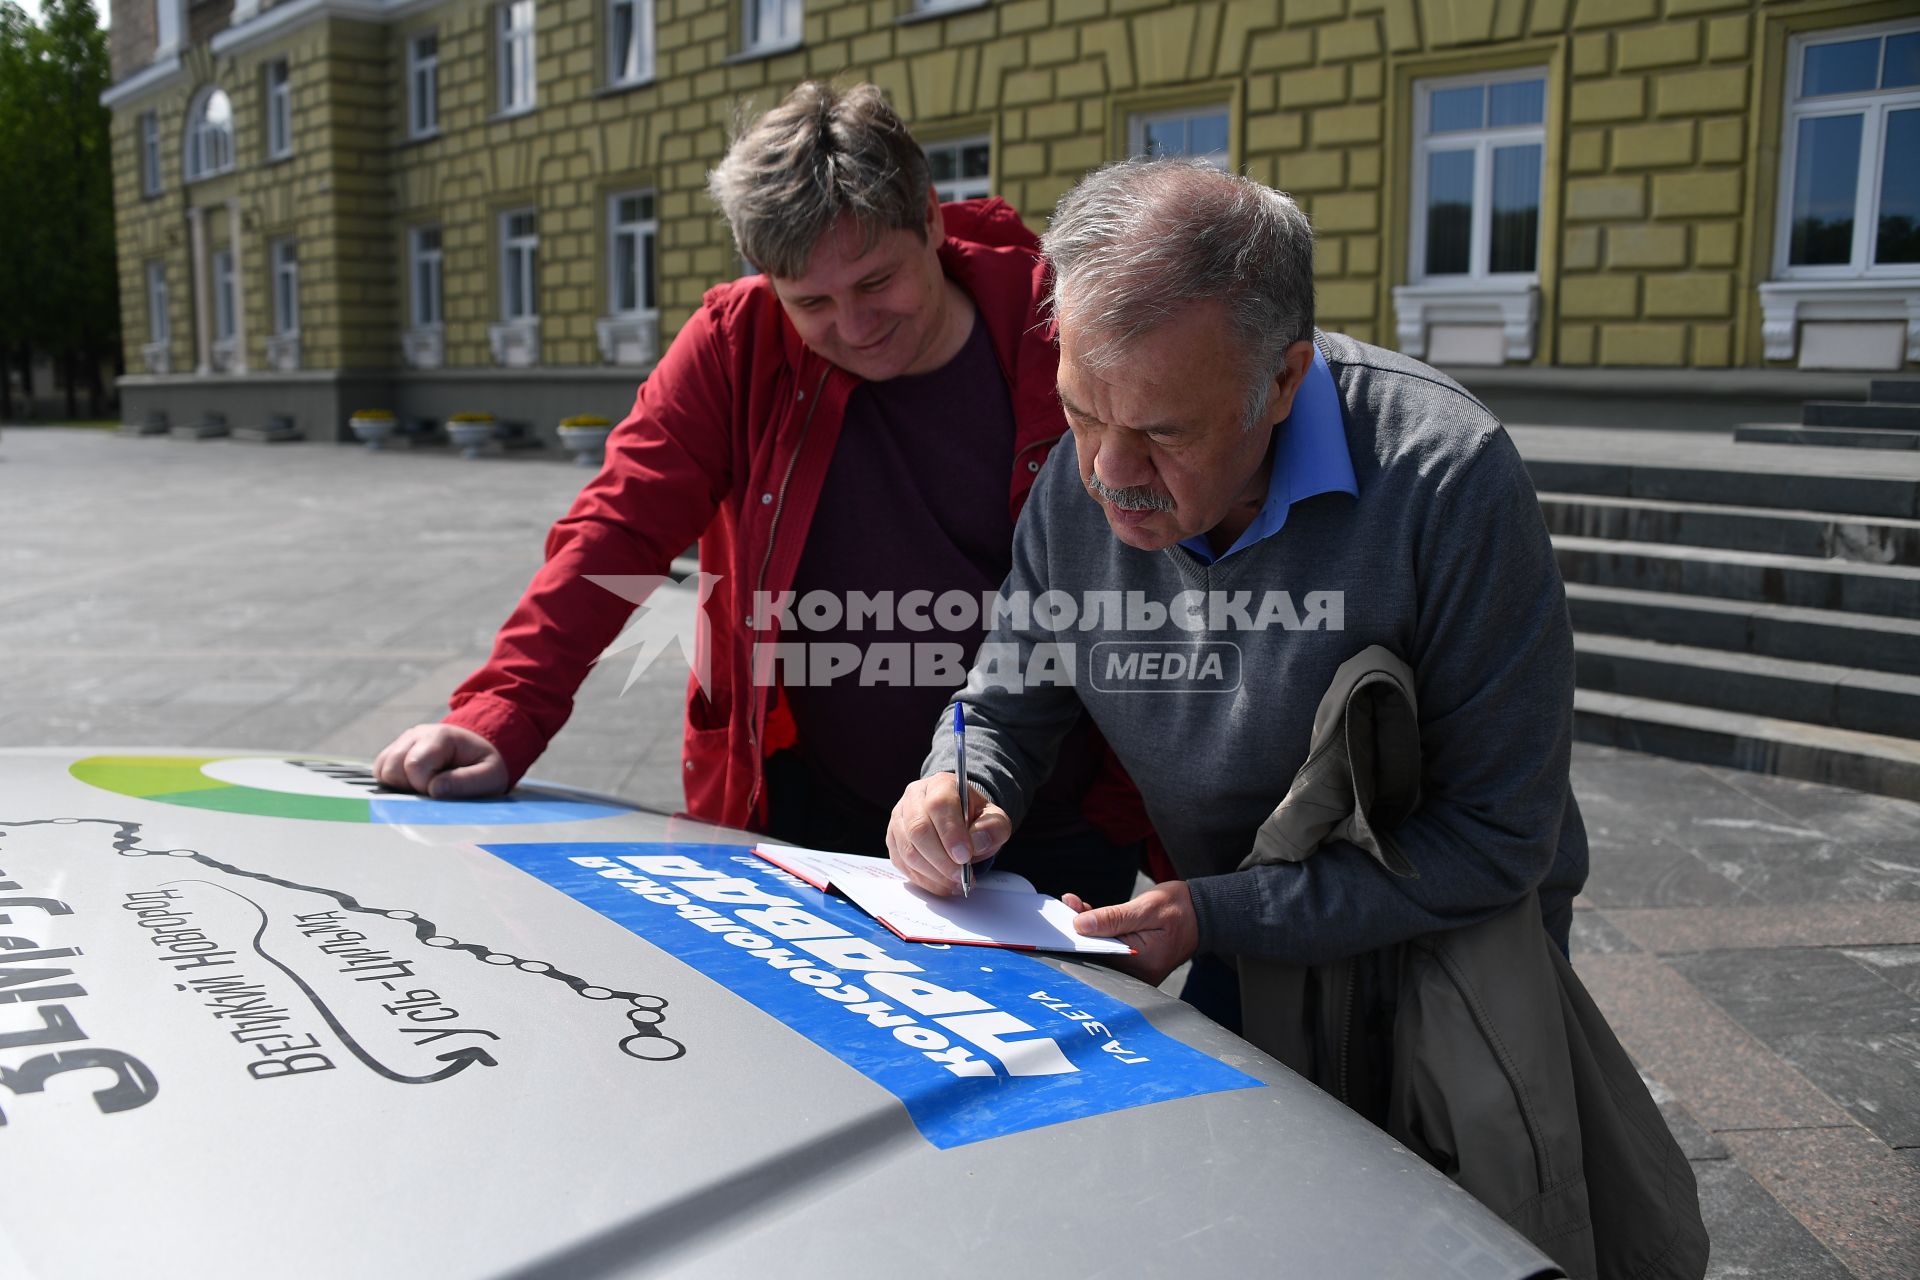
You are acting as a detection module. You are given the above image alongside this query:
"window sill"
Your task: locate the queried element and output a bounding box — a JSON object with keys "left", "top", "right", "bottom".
{"left": 725, "top": 39, "right": 803, "bottom": 66}
{"left": 1392, "top": 279, "right": 1539, "bottom": 365}
{"left": 490, "top": 105, "right": 538, "bottom": 123}
{"left": 896, "top": 0, "right": 989, "bottom": 26}
{"left": 1758, "top": 279, "right": 1920, "bottom": 367}
{"left": 184, "top": 168, "right": 237, "bottom": 186}
{"left": 402, "top": 128, "right": 441, "bottom": 147}
{"left": 595, "top": 75, "right": 658, "bottom": 100}
{"left": 263, "top": 151, "right": 293, "bottom": 167}
{"left": 597, "top": 313, "right": 661, "bottom": 366}
{"left": 489, "top": 319, "right": 542, "bottom": 368}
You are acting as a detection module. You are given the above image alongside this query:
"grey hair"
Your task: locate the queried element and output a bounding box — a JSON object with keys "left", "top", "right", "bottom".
{"left": 706, "top": 81, "right": 932, "bottom": 279}
{"left": 1042, "top": 158, "right": 1316, "bottom": 430}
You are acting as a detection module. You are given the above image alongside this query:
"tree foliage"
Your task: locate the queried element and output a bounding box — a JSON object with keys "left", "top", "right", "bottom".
{"left": 0, "top": 0, "right": 118, "bottom": 419}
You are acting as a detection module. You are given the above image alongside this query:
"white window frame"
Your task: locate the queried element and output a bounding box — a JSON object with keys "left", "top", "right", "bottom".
{"left": 410, "top": 224, "right": 444, "bottom": 329}
{"left": 498, "top": 2, "right": 536, "bottom": 116}
{"left": 146, "top": 260, "right": 170, "bottom": 343}
{"left": 925, "top": 136, "right": 992, "bottom": 202}
{"left": 608, "top": 191, "right": 659, "bottom": 319}
{"left": 213, "top": 248, "right": 237, "bottom": 343}
{"left": 269, "top": 239, "right": 299, "bottom": 337}
{"left": 408, "top": 31, "right": 439, "bottom": 139}
{"left": 608, "top": 0, "right": 654, "bottom": 87}
{"left": 184, "top": 86, "right": 235, "bottom": 183}
{"left": 1127, "top": 104, "right": 1231, "bottom": 171}
{"left": 140, "top": 113, "right": 161, "bottom": 196}
{"left": 264, "top": 59, "right": 292, "bottom": 160}
{"left": 742, "top": 0, "right": 801, "bottom": 55}
{"left": 1407, "top": 67, "right": 1548, "bottom": 285}
{"left": 1773, "top": 19, "right": 1920, "bottom": 282}
{"left": 500, "top": 208, "right": 538, "bottom": 322}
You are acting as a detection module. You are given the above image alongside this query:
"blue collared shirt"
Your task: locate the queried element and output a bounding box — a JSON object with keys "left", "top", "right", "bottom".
{"left": 1178, "top": 348, "right": 1358, "bottom": 565}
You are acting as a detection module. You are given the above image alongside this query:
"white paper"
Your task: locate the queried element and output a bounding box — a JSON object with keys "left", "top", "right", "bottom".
{"left": 754, "top": 843, "right": 1133, "bottom": 956}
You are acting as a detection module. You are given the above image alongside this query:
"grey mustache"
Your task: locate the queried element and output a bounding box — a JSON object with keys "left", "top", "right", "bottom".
{"left": 1087, "top": 471, "right": 1174, "bottom": 512}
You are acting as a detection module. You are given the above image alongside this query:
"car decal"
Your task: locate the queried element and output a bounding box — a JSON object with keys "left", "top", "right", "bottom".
{"left": 483, "top": 840, "right": 1265, "bottom": 1149}
{"left": 70, "top": 754, "right": 629, "bottom": 825}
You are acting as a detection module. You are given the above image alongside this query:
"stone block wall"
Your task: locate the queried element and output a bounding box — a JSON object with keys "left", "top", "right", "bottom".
{"left": 106, "top": 0, "right": 1916, "bottom": 386}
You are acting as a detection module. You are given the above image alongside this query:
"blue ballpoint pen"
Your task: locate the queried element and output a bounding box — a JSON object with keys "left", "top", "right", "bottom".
{"left": 953, "top": 703, "right": 971, "bottom": 898}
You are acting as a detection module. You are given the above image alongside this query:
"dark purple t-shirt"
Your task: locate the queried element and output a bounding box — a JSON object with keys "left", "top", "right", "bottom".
{"left": 785, "top": 313, "right": 1017, "bottom": 814}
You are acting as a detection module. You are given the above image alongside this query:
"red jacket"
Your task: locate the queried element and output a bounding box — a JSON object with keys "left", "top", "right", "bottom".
{"left": 443, "top": 199, "right": 1069, "bottom": 829}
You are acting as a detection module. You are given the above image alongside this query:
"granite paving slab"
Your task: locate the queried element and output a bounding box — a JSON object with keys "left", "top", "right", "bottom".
{"left": 1768, "top": 1031, "right": 1920, "bottom": 1148}
{"left": 1690, "top": 1157, "right": 1851, "bottom": 1280}
{"left": 1667, "top": 948, "right": 1920, "bottom": 1042}
{"left": 1720, "top": 1127, "right": 1920, "bottom": 1280}
{"left": 1607, "top": 905, "right": 1920, "bottom": 953}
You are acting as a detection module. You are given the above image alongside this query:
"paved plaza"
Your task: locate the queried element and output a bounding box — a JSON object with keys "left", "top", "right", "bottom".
{"left": 2, "top": 425, "right": 1916, "bottom": 1277}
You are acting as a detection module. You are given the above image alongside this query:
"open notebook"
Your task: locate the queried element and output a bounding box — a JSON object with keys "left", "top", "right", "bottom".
{"left": 754, "top": 843, "right": 1133, "bottom": 956}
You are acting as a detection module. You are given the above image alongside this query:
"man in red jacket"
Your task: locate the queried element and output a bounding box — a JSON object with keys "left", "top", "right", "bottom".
{"left": 372, "top": 81, "right": 1137, "bottom": 903}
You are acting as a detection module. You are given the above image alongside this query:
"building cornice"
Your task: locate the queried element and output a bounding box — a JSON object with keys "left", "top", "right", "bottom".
{"left": 100, "top": 53, "right": 184, "bottom": 110}
{"left": 211, "top": 0, "right": 446, "bottom": 58}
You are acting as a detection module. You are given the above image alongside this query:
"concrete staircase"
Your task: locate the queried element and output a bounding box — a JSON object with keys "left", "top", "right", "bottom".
{"left": 1734, "top": 378, "right": 1920, "bottom": 451}
{"left": 1519, "top": 417, "right": 1920, "bottom": 801}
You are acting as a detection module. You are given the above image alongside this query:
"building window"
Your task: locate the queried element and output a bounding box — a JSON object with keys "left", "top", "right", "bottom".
{"left": 501, "top": 209, "right": 538, "bottom": 321}
{"left": 742, "top": 0, "right": 801, "bottom": 54}
{"left": 140, "top": 113, "right": 161, "bottom": 196}
{"left": 1777, "top": 21, "right": 1920, "bottom": 277}
{"left": 411, "top": 225, "right": 443, "bottom": 328}
{"left": 1128, "top": 105, "right": 1230, "bottom": 171}
{"left": 270, "top": 239, "right": 299, "bottom": 336}
{"left": 154, "top": 0, "right": 181, "bottom": 57}
{"left": 609, "top": 192, "right": 658, "bottom": 317}
{"left": 146, "top": 261, "right": 169, "bottom": 343}
{"left": 609, "top": 0, "right": 653, "bottom": 87}
{"left": 263, "top": 60, "right": 292, "bottom": 160}
{"left": 408, "top": 31, "right": 439, "bottom": 138}
{"left": 1410, "top": 70, "right": 1546, "bottom": 282}
{"left": 213, "top": 248, "right": 236, "bottom": 342}
{"left": 498, "top": 1, "right": 536, "bottom": 115}
{"left": 184, "top": 86, "right": 235, "bottom": 182}
{"left": 926, "top": 137, "right": 991, "bottom": 201}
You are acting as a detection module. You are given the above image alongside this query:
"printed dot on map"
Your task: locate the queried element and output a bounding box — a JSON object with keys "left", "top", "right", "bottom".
{"left": 516, "top": 960, "right": 550, "bottom": 972}
{"left": 581, "top": 986, "right": 613, "bottom": 999}
{"left": 629, "top": 1008, "right": 664, "bottom": 1026}
{"left": 483, "top": 953, "right": 516, "bottom": 965}
{"left": 631, "top": 994, "right": 665, "bottom": 1011}
{"left": 425, "top": 935, "right": 456, "bottom": 947}
{"left": 168, "top": 849, "right": 196, "bottom": 857}
{"left": 385, "top": 910, "right": 415, "bottom": 920}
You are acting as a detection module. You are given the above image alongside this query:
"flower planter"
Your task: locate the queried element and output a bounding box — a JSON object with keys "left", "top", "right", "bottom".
{"left": 349, "top": 415, "right": 396, "bottom": 450}
{"left": 445, "top": 419, "right": 495, "bottom": 460}
{"left": 556, "top": 423, "right": 613, "bottom": 466}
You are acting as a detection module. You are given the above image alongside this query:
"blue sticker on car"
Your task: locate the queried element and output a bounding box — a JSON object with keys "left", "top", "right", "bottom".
{"left": 480, "top": 841, "right": 1265, "bottom": 1149}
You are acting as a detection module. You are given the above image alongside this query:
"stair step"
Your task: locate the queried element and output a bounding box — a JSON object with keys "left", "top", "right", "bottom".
{"left": 1869, "top": 379, "right": 1920, "bottom": 405}
{"left": 1538, "top": 492, "right": 1920, "bottom": 565}
{"left": 1525, "top": 458, "right": 1918, "bottom": 520}
{"left": 1734, "top": 423, "right": 1920, "bottom": 451}
{"left": 1554, "top": 536, "right": 1920, "bottom": 618}
{"left": 1565, "top": 583, "right": 1920, "bottom": 677}
{"left": 1803, "top": 400, "right": 1920, "bottom": 431}
{"left": 1574, "top": 688, "right": 1920, "bottom": 802}
{"left": 1574, "top": 633, "right": 1920, "bottom": 740}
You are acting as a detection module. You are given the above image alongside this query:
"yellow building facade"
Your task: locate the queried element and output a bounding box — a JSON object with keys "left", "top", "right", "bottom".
{"left": 103, "top": 0, "right": 1919, "bottom": 439}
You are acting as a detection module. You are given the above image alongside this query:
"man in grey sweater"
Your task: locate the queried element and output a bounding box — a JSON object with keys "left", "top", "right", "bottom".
{"left": 885, "top": 158, "right": 1587, "bottom": 1003}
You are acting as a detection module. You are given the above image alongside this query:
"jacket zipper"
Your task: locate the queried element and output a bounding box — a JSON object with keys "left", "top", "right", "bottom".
{"left": 744, "top": 366, "right": 832, "bottom": 819}
{"left": 1336, "top": 960, "right": 1356, "bottom": 1106}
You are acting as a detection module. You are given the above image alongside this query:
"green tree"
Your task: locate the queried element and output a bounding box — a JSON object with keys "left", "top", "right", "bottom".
{"left": 0, "top": 0, "right": 117, "bottom": 420}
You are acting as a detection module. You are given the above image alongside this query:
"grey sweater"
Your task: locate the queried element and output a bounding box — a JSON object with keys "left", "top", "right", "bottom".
{"left": 924, "top": 330, "right": 1588, "bottom": 966}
